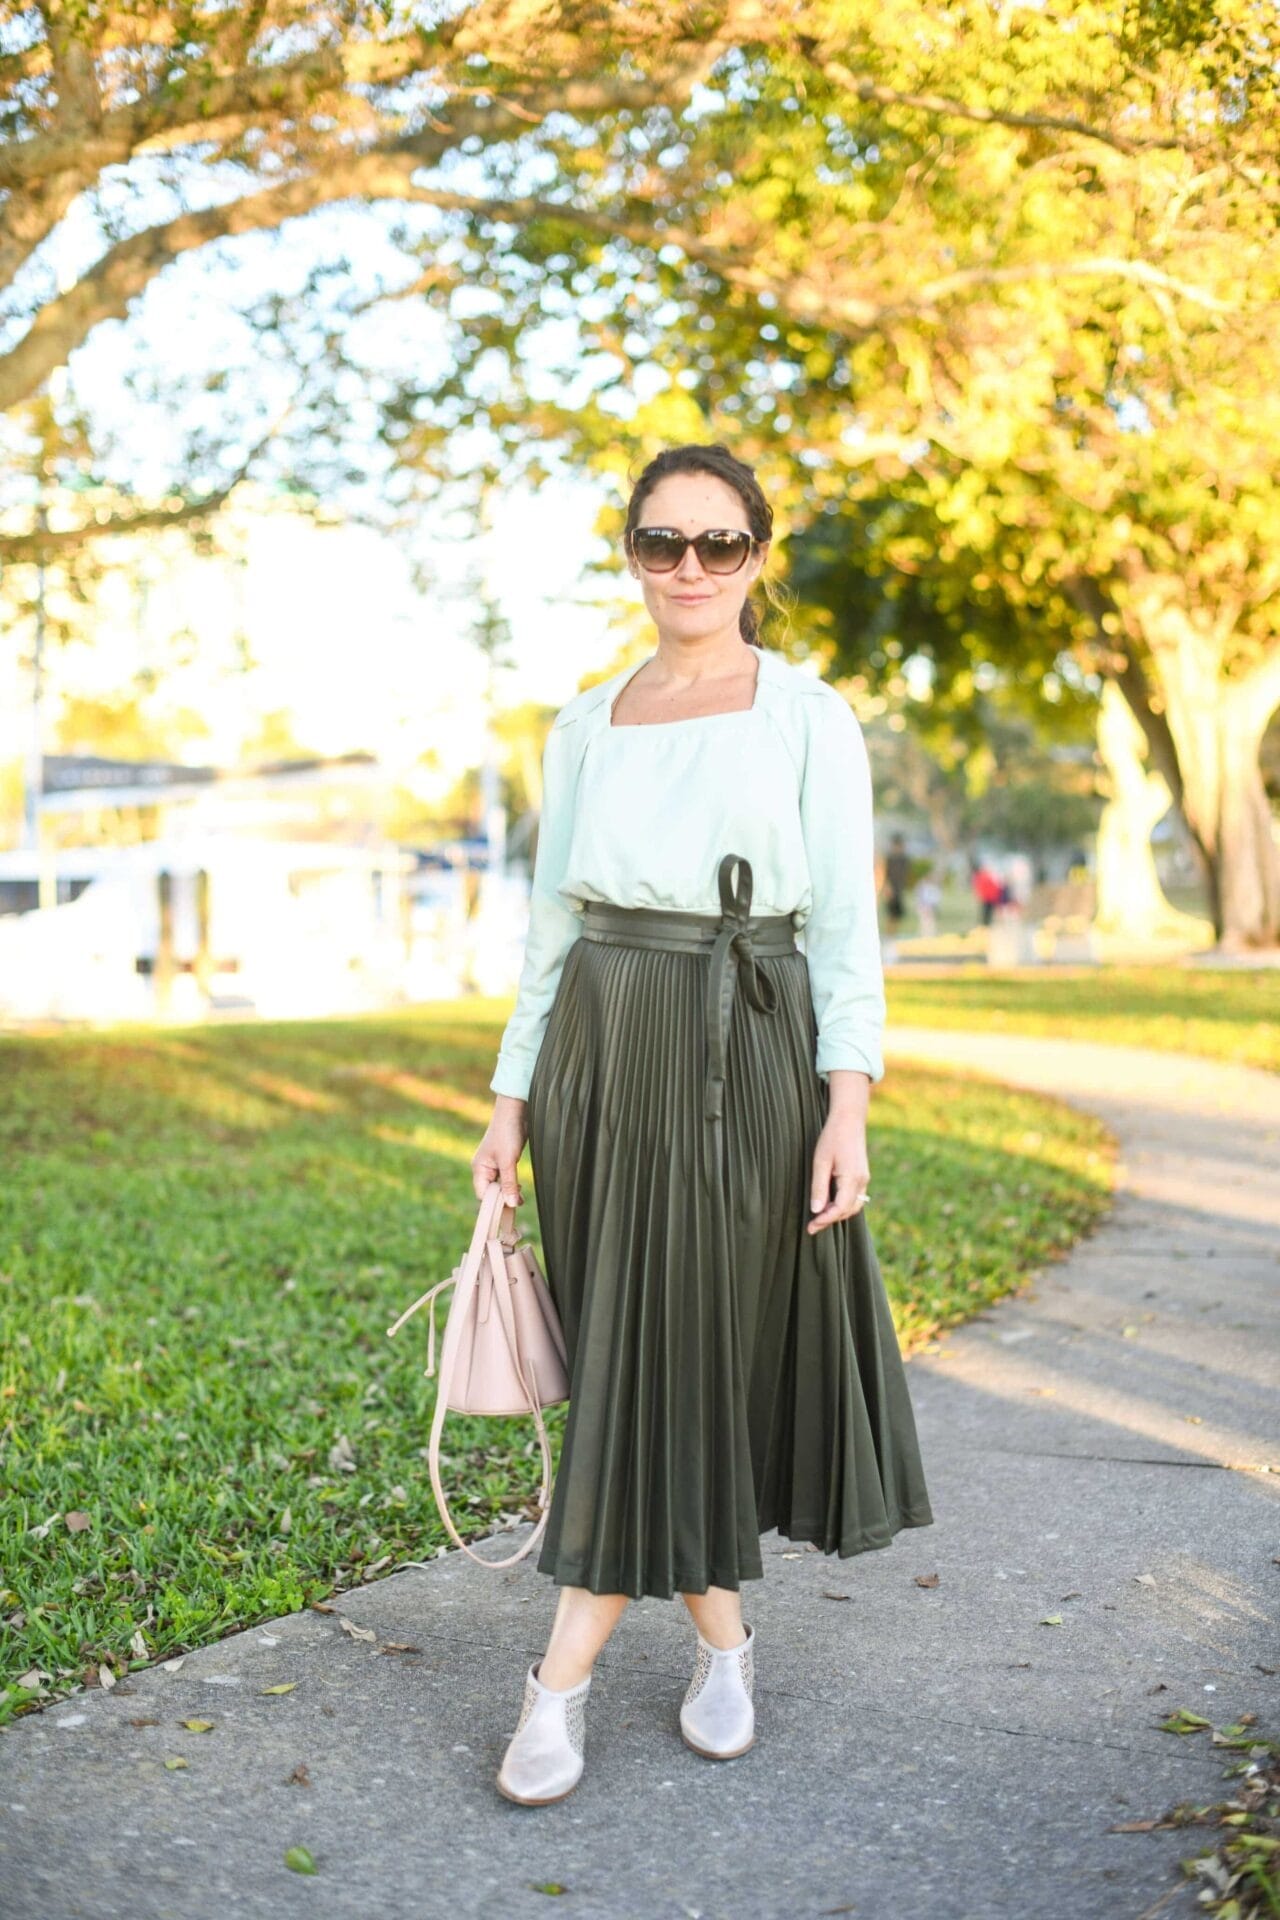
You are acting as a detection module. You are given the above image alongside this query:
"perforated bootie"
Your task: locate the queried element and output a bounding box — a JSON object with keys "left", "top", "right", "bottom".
{"left": 495, "top": 1658, "right": 592, "bottom": 1806}
{"left": 679, "top": 1622, "right": 755, "bottom": 1759}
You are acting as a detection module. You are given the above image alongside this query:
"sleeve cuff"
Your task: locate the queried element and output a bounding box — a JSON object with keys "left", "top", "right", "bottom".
{"left": 489, "top": 1061, "right": 532, "bottom": 1101}
{"left": 815, "top": 1044, "right": 885, "bottom": 1086}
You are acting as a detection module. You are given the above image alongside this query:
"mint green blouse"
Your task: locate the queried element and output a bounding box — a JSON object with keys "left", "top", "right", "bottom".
{"left": 489, "top": 646, "right": 886, "bottom": 1101}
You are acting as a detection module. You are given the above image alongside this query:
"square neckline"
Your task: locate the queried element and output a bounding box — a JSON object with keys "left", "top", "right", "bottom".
{"left": 607, "top": 648, "right": 764, "bottom": 729}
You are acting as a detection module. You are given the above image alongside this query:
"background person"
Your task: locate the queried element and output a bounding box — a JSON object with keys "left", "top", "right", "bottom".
{"left": 882, "top": 831, "right": 911, "bottom": 933}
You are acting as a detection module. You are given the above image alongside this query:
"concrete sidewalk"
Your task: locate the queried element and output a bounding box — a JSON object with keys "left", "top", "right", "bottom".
{"left": 2, "top": 1032, "right": 1276, "bottom": 1920}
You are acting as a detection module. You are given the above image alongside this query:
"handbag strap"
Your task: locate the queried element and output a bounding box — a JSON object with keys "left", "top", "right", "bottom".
{"left": 386, "top": 1181, "right": 510, "bottom": 1356}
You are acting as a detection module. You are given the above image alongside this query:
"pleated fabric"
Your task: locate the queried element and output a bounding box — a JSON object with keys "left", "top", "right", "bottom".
{"left": 525, "top": 897, "right": 935, "bottom": 1601}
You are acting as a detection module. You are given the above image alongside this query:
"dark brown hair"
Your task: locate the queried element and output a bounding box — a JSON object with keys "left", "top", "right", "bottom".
{"left": 623, "top": 442, "right": 776, "bottom": 647}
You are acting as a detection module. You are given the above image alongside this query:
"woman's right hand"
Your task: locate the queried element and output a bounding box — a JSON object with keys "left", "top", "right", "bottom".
{"left": 472, "top": 1093, "right": 529, "bottom": 1205}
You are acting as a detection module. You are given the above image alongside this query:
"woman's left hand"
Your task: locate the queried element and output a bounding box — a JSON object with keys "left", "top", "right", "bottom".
{"left": 808, "top": 1071, "right": 872, "bottom": 1234}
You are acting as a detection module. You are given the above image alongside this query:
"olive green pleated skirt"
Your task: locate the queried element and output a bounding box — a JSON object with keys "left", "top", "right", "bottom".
{"left": 525, "top": 865, "right": 934, "bottom": 1601}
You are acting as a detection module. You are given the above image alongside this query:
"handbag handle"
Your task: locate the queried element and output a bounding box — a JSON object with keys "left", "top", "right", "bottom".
{"left": 389, "top": 1181, "right": 556, "bottom": 1570}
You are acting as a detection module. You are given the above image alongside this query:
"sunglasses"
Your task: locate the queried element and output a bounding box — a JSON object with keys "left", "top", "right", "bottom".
{"left": 629, "top": 526, "right": 759, "bottom": 575}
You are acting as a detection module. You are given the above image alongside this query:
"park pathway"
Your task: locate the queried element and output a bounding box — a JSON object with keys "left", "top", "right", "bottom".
{"left": 2, "top": 1030, "right": 1277, "bottom": 1920}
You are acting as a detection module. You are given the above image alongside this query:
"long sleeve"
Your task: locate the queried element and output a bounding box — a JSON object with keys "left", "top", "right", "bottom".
{"left": 489, "top": 715, "right": 584, "bottom": 1101}
{"left": 797, "top": 690, "right": 886, "bottom": 1085}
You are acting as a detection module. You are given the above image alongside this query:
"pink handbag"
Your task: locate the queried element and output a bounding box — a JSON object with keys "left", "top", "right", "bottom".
{"left": 386, "top": 1180, "right": 569, "bottom": 1569}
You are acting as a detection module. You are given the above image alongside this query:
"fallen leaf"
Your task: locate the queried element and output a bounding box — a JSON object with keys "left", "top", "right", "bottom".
{"left": 1108, "top": 1820, "right": 1158, "bottom": 1833}
{"left": 1210, "top": 1721, "right": 1262, "bottom": 1748}
{"left": 1039, "top": 1614, "right": 1063, "bottom": 1626}
{"left": 376, "top": 1643, "right": 421, "bottom": 1655}
{"left": 163, "top": 1756, "right": 189, "bottom": 1769}
{"left": 287, "top": 1763, "right": 312, "bottom": 1787}
{"left": 284, "top": 1846, "right": 317, "bottom": 1875}
{"left": 1159, "top": 1708, "right": 1212, "bottom": 1735}
{"left": 261, "top": 1683, "right": 297, "bottom": 1695}
{"left": 65, "top": 1511, "right": 92, "bottom": 1532}
{"left": 178, "top": 1719, "right": 215, "bottom": 1733}
{"left": 309, "top": 1602, "right": 336, "bottom": 1615}
{"left": 127, "top": 1717, "right": 162, "bottom": 1728}
{"left": 1134, "top": 1573, "right": 1157, "bottom": 1588}
{"left": 160, "top": 1657, "right": 185, "bottom": 1673}
{"left": 914, "top": 1572, "right": 940, "bottom": 1589}
{"left": 338, "top": 1618, "right": 377, "bottom": 1645}
{"left": 821, "top": 1591, "right": 852, "bottom": 1603}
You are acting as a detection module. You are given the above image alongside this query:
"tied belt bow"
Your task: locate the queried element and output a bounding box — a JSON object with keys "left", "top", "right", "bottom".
{"left": 704, "top": 853, "right": 782, "bottom": 1147}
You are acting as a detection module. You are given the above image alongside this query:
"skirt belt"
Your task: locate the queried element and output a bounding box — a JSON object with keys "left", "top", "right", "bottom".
{"left": 578, "top": 853, "right": 797, "bottom": 1169}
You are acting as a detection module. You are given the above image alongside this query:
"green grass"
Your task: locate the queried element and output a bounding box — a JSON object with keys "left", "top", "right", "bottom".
{"left": 0, "top": 1003, "right": 1114, "bottom": 1723}
{"left": 886, "top": 966, "right": 1280, "bottom": 1073}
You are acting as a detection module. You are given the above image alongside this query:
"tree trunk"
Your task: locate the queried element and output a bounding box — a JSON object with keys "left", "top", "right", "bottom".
{"left": 1218, "top": 696, "right": 1280, "bottom": 949}
{"left": 1093, "top": 681, "right": 1204, "bottom": 942}
{"left": 1123, "top": 580, "right": 1280, "bottom": 949}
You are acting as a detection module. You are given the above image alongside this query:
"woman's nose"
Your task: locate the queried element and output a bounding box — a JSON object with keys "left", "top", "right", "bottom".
{"left": 674, "top": 544, "right": 708, "bottom": 580}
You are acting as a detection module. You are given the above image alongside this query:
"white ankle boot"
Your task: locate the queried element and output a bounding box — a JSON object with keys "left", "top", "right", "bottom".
{"left": 495, "top": 1659, "right": 592, "bottom": 1805}
{"left": 679, "top": 1622, "right": 755, "bottom": 1759}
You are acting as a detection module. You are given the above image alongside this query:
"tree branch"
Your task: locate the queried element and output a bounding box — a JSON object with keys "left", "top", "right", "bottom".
{"left": 0, "top": 19, "right": 729, "bottom": 297}
{"left": 0, "top": 407, "right": 287, "bottom": 561}
{"left": 812, "top": 56, "right": 1208, "bottom": 159}
{"left": 5, "top": 152, "right": 1242, "bottom": 416}
{"left": 908, "top": 256, "right": 1236, "bottom": 316}
{"left": 0, "top": 16, "right": 743, "bottom": 410}
{"left": 0, "top": 150, "right": 447, "bottom": 411}
{"left": 380, "top": 188, "right": 1238, "bottom": 334}
{"left": 0, "top": 39, "right": 438, "bottom": 193}
{"left": 0, "top": 10, "right": 736, "bottom": 195}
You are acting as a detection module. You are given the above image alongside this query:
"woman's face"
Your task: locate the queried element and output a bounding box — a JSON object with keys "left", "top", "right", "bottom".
{"left": 628, "top": 471, "right": 769, "bottom": 645}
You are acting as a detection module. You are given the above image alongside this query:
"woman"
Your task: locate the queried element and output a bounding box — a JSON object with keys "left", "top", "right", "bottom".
{"left": 472, "top": 443, "right": 934, "bottom": 1807}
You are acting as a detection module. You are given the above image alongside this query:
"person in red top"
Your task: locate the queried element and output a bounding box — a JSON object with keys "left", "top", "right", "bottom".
{"left": 969, "top": 861, "right": 1003, "bottom": 928}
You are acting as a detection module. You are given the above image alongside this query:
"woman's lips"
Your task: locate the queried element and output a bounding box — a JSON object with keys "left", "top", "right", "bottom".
{"left": 671, "top": 593, "right": 712, "bottom": 603}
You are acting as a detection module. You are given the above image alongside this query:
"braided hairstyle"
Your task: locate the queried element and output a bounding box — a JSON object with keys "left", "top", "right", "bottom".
{"left": 623, "top": 443, "right": 776, "bottom": 648}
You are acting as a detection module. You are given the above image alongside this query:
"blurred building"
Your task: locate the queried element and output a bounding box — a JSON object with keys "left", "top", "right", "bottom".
{"left": 0, "top": 752, "right": 532, "bottom": 1025}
